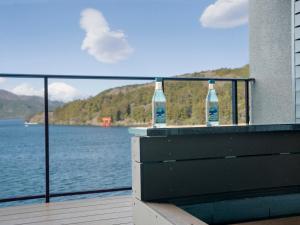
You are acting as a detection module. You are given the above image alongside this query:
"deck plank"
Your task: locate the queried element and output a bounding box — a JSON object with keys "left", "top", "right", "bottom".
{"left": 0, "top": 201, "right": 131, "bottom": 221}
{"left": 0, "top": 195, "right": 133, "bottom": 225}
{"left": 65, "top": 216, "right": 133, "bottom": 225}
{"left": 0, "top": 196, "right": 131, "bottom": 216}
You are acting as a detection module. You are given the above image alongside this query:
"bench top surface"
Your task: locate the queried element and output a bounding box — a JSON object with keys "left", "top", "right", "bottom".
{"left": 128, "top": 124, "right": 300, "bottom": 137}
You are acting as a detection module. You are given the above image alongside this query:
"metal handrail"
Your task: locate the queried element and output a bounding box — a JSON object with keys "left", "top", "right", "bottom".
{"left": 0, "top": 73, "right": 254, "bottom": 204}
{"left": 0, "top": 73, "right": 254, "bottom": 81}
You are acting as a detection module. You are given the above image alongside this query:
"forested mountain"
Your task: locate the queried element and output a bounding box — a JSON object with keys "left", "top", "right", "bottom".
{"left": 0, "top": 90, "right": 63, "bottom": 120}
{"left": 30, "top": 65, "right": 249, "bottom": 126}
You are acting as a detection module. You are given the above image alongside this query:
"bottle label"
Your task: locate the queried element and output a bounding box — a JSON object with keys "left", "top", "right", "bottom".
{"left": 155, "top": 102, "right": 166, "bottom": 124}
{"left": 208, "top": 102, "right": 219, "bottom": 122}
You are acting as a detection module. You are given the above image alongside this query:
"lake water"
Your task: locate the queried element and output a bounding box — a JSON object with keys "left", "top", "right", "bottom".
{"left": 0, "top": 119, "right": 132, "bottom": 207}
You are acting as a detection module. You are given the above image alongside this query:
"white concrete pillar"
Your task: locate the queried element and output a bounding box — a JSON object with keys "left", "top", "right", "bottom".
{"left": 249, "top": 0, "right": 294, "bottom": 124}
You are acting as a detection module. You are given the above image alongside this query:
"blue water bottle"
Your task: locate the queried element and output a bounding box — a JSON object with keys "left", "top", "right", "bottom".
{"left": 206, "top": 80, "right": 219, "bottom": 126}
{"left": 152, "top": 78, "right": 166, "bottom": 128}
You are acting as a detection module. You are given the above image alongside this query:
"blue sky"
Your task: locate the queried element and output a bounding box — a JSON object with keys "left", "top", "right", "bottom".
{"left": 0, "top": 0, "right": 248, "bottom": 101}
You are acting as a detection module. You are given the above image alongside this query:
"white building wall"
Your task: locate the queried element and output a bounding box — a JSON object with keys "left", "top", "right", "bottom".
{"left": 249, "top": 0, "right": 295, "bottom": 124}
{"left": 294, "top": 1, "right": 300, "bottom": 122}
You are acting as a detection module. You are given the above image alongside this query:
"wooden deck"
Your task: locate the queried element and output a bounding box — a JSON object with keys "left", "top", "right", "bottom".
{"left": 0, "top": 195, "right": 132, "bottom": 225}
{"left": 1, "top": 195, "right": 300, "bottom": 225}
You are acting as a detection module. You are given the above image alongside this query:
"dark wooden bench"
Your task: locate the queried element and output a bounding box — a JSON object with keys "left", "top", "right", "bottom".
{"left": 130, "top": 125, "right": 300, "bottom": 224}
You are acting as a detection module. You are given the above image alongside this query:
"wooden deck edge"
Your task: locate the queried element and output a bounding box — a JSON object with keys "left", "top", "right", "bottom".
{"left": 0, "top": 195, "right": 132, "bottom": 216}
{"left": 133, "top": 198, "right": 207, "bottom": 225}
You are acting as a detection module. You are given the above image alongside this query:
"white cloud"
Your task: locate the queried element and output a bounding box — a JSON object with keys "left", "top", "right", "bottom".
{"left": 80, "top": 8, "right": 134, "bottom": 63}
{"left": 200, "top": 0, "right": 248, "bottom": 29}
{"left": 11, "top": 82, "right": 81, "bottom": 102}
{"left": 48, "top": 82, "right": 80, "bottom": 102}
{"left": 0, "top": 78, "right": 6, "bottom": 84}
{"left": 12, "top": 83, "right": 43, "bottom": 96}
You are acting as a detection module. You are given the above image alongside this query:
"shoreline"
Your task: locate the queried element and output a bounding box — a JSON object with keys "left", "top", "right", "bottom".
{"left": 0, "top": 119, "right": 149, "bottom": 128}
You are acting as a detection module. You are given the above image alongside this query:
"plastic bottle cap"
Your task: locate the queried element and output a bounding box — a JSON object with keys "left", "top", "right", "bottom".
{"left": 208, "top": 80, "right": 215, "bottom": 84}
{"left": 155, "top": 77, "right": 163, "bottom": 82}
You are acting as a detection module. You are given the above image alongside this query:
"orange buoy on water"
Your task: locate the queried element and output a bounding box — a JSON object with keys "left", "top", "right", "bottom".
{"left": 101, "top": 117, "right": 112, "bottom": 127}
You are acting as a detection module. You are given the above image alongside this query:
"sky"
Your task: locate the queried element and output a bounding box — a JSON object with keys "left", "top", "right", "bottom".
{"left": 0, "top": 0, "right": 248, "bottom": 102}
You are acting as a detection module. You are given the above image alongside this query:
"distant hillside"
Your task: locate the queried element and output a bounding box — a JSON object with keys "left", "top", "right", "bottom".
{"left": 30, "top": 65, "right": 249, "bottom": 126}
{"left": 0, "top": 90, "right": 63, "bottom": 120}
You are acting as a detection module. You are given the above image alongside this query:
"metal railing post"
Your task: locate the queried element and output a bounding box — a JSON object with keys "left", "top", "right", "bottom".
{"left": 44, "top": 77, "right": 50, "bottom": 203}
{"left": 231, "top": 80, "right": 238, "bottom": 125}
{"left": 245, "top": 81, "right": 250, "bottom": 124}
